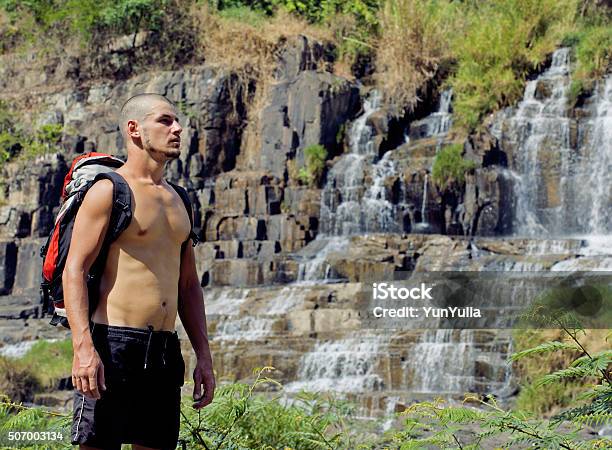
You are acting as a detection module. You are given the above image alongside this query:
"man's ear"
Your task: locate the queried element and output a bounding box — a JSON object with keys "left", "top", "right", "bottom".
{"left": 127, "top": 119, "right": 141, "bottom": 138}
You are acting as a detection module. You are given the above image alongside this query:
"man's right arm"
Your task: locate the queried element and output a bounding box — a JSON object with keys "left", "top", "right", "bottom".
{"left": 63, "top": 179, "right": 113, "bottom": 399}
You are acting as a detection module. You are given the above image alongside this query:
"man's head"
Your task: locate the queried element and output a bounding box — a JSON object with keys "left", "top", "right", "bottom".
{"left": 119, "top": 93, "right": 182, "bottom": 161}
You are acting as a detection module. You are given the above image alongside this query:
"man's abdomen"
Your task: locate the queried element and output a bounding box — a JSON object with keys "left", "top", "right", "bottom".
{"left": 92, "top": 246, "right": 181, "bottom": 331}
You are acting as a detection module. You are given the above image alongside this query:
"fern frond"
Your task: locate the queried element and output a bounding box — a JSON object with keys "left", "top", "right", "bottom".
{"left": 570, "top": 412, "right": 612, "bottom": 426}
{"left": 437, "top": 406, "right": 487, "bottom": 424}
{"left": 554, "top": 390, "right": 612, "bottom": 424}
{"left": 571, "top": 353, "right": 612, "bottom": 379}
{"left": 576, "top": 384, "right": 612, "bottom": 401}
{"left": 509, "top": 341, "right": 580, "bottom": 361}
{"left": 535, "top": 367, "right": 592, "bottom": 386}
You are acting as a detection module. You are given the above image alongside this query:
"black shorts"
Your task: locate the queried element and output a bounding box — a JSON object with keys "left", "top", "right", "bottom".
{"left": 71, "top": 322, "right": 185, "bottom": 449}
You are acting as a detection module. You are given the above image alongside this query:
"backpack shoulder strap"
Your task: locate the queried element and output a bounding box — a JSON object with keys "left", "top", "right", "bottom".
{"left": 168, "top": 181, "right": 199, "bottom": 247}
{"left": 93, "top": 171, "right": 132, "bottom": 242}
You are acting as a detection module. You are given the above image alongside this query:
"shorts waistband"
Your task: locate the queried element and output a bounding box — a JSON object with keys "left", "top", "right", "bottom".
{"left": 91, "top": 322, "right": 178, "bottom": 341}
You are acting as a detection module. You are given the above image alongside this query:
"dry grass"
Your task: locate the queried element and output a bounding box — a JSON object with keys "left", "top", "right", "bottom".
{"left": 374, "top": 0, "right": 455, "bottom": 111}
{"left": 189, "top": 4, "right": 337, "bottom": 170}
{"left": 191, "top": 4, "right": 334, "bottom": 104}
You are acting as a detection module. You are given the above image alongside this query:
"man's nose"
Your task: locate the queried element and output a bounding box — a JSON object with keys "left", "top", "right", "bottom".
{"left": 172, "top": 121, "right": 183, "bottom": 135}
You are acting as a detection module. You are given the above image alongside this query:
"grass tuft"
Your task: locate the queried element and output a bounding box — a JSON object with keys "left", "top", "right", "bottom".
{"left": 431, "top": 143, "right": 476, "bottom": 189}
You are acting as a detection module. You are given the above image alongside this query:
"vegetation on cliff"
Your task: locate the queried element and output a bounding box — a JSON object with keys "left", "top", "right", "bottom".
{"left": 299, "top": 144, "right": 328, "bottom": 187}
{"left": 0, "top": 101, "right": 63, "bottom": 167}
{"left": 375, "top": 0, "right": 611, "bottom": 130}
{"left": 0, "top": 0, "right": 610, "bottom": 177}
{"left": 431, "top": 143, "right": 476, "bottom": 189}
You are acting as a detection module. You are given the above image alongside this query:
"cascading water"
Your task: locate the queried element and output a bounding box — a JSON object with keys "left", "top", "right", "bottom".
{"left": 319, "top": 91, "right": 404, "bottom": 236}
{"left": 296, "top": 237, "right": 350, "bottom": 282}
{"left": 420, "top": 88, "right": 453, "bottom": 139}
{"left": 583, "top": 77, "right": 612, "bottom": 234}
{"left": 420, "top": 174, "right": 429, "bottom": 226}
{"left": 404, "top": 330, "right": 513, "bottom": 395}
{"left": 285, "top": 335, "right": 384, "bottom": 393}
{"left": 209, "top": 286, "right": 307, "bottom": 341}
{"left": 494, "top": 48, "right": 612, "bottom": 237}
{"left": 291, "top": 88, "right": 518, "bottom": 407}
{"left": 406, "top": 330, "right": 476, "bottom": 394}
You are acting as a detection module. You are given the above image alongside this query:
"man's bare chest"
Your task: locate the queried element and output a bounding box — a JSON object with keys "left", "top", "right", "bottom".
{"left": 119, "top": 185, "right": 190, "bottom": 247}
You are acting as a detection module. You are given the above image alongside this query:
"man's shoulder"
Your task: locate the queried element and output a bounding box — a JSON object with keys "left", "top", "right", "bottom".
{"left": 81, "top": 178, "right": 114, "bottom": 213}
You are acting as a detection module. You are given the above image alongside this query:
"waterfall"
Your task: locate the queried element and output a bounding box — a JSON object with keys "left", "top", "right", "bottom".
{"left": 420, "top": 174, "right": 429, "bottom": 225}
{"left": 584, "top": 77, "right": 612, "bottom": 234}
{"left": 495, "top": 48, "right": 611, "bottom": 237}
{"left": 213, "top": 316, "right": 275, "bottom": 341}
{"left": 285, "top": 335, "right": 384, "bottom": 393}
{"left": 381, "top": 396, "right": 400, "bottom": 432}
{"left": 319, "top": 91, "right": 404, "bottom": 236}
{"left": 430, "top": 88, "right": 453, "bottom": 136}
{"left": 404, "top": 330, "right": 513, "bottom": 395}
{"left": 405, "top": 330, "right": 476, "bottom": 394}
{"left": 209, "top": 287, "right": 307, "bottom": 341}
{"left": 319, "top": 88, "right": 455, "bottom": 239}
{"left": 296, "top": 237, "right": 350, "bottom": 282}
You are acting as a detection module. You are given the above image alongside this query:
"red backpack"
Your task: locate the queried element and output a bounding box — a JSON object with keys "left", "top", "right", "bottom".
{"left": 40, "top": 152, "right": 197, "bottom": 328}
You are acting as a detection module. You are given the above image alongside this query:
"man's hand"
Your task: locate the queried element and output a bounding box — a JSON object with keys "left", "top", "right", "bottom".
{"left": 72, "top": 346, "right": 106, "bottom": 400}
{"left": 192, "top": 360, "right": 215, "bottom": 409}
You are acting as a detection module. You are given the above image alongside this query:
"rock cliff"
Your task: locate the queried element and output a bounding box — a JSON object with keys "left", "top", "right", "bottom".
{"left": 1, "top": 37, "right": 610, "bottom": 416}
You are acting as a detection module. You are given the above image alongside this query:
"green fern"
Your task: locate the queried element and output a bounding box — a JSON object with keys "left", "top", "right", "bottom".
{"left": 509, "top": 341, "right": 581, "bottom": 361}
{"left": 535, "top": 367, "right": 593, "bottom": 386}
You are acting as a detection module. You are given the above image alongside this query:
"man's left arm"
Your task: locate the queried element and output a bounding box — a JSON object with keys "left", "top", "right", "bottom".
{"left": 178, "top": 239, "right": 215, "bottom": 409}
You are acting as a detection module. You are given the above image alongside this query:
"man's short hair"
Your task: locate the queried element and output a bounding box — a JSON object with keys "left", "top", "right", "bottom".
{"left": 119, "top": 93, "right": 175, "bottom": 136}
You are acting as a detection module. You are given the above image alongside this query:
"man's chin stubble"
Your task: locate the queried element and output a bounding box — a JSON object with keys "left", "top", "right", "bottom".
{"left": 167, "top": 149, "right": 181, "bottom": 159}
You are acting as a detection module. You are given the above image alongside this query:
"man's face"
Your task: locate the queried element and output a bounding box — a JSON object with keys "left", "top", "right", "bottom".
{"left": 139, "top": 101, "right": 183, "bottom": 160}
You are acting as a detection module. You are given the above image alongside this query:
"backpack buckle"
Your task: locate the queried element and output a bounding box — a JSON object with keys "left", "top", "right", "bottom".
{"left": 115, "top": 199, "right": 129, "bottom": 211}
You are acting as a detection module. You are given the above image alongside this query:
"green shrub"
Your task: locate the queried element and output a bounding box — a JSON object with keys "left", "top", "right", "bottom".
{"left": 0, "top": 100, "right": 63, "bottom": 165}
{"left": 297, "top": 166, "right": 312, "bottom": 185}
{"left": 0, "top": 339, "right": 72, "bottom": 402}
{"left": 179, "top": 367, "right": 368, "bottom": 449}
{"left": 0, "top": 0, "right": 168, "bottom": 45}
{"left": 18, "top": 123, "right": 63, "bottom": 161}
{"left": 375, "top": 0, "right": 455, "bottom": 111}
{"left": 217, "top": 5, "right": 269, "bottom": 28}
{"left": 209, "top": 0, "right": 380, "bottom": 66}
{"left": 0, "top": 100, "right": 24, "bottom": 164}
{"left": 512, "top": 329, "right": 586, "bottom": 416}
{"left": 0, "top": 397, "right": 71, "bottom": 448}
{"left": 567, "top": 79, "right": 585, "bottom": 106}
{"left": 300, "top": 144, "right": 328, "bottom": 187}
{"left": 211, "top": 0, "right": 380, "bottom": 25}
{"left": 431, "top": 143, "right": 475, "bottom": 189}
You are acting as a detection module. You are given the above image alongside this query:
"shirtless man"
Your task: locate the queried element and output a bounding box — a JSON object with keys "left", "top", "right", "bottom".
{"left": 63, "top": 93, "right": 215, "bottom": 449}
